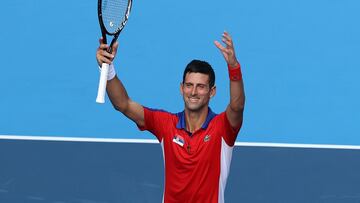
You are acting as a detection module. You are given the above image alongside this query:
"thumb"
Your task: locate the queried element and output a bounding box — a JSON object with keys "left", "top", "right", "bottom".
{"left": 99, "top": 37, "right": 105, "bottom": 45}
{"left": 112, "top": 41, "right": 119, "bottom": 55}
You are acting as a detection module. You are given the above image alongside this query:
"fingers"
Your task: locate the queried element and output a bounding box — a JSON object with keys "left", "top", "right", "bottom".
{"left": 214, "top": 40, "right": 225, "bottom": 51}
{"left": 214, "top": 31, "right": 234, "bottom": 51}
{"left": 221, "top": 31, "right": 234, "bottom": 48}
{"left": 96, "top": 38, "right": 115, "bottom": 66}
{"left": 97, "top": 49, "right": 114, "bottom": 65}
{"left": 214, "top": 40, "right": 231, "bottom": 56}
{"left": 99, "top": 43, "right": 109, "bottom": 50}
{"left": 215, "top": 31, "right": 238, "bottom": 66}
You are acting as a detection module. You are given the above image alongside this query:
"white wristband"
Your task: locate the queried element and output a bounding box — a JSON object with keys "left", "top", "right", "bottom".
{"left": 98, "top": 63, "right": 116, "bottom": 81}
{"left": 107, "top": 63, "right": 116, "bottom": 80}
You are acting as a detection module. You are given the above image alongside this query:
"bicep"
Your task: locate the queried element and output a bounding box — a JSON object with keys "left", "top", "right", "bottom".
{"left": 122, "top": 100, "right": 145, "bottom": 127}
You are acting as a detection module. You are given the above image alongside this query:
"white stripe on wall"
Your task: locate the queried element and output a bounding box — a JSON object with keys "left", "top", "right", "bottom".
{"left": 1, "top": 135, "right": 360, "bottom": 150}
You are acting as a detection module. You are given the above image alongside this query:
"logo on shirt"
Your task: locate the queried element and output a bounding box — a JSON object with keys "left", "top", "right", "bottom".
{"left": 173, "top": 135, "right": 185, "bottom": 147}
{"left": 204, "top": 135, "right": 211, "bottom": 142}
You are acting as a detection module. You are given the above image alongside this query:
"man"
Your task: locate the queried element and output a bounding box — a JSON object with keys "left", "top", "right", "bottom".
{"left": 96, "top": 31, "right": 245, "bottom": 203}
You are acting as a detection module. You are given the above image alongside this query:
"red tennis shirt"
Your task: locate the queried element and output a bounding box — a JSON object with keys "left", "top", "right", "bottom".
{"left": 139, "top": 107, "right": 241, "bottom": 203}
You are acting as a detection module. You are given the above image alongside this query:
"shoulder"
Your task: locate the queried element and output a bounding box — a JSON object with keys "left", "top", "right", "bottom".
{"left": 143, "top": 107, "right": 178, "bottom": 121}
{"left": 212, "top": 111, "right": 240, "bottom": 131}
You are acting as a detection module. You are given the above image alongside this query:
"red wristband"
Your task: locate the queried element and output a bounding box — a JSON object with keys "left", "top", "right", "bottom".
{"left": 228, "top": 63, "right": 242, "bottom": 81}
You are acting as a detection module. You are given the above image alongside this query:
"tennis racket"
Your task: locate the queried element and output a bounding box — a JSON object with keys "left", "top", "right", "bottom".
{"left": 96, "top": 0, "right": 132, "bottom": 103}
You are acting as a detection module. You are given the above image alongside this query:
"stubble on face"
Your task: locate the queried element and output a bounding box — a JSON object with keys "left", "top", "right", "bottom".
{"left": 181, "top": 73, "right": 213, "bottom": 113}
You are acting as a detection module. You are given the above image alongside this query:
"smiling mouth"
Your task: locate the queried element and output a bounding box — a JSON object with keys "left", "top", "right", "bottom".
{"left": 189, "top": 97, "right": 200, "bottom": 102}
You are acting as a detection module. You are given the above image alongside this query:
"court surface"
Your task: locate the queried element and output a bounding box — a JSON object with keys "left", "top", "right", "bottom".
{"left": 1, "top": 137, "right": 360, "bottom": 203}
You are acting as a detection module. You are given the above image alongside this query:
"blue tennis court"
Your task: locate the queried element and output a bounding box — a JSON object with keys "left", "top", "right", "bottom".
{"left": 1, "top": 138, "right": 360, "bottom": 202}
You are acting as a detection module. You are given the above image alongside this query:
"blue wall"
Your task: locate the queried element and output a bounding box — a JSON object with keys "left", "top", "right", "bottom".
{"left": 1, "top": 0, "right": 360, "bottom": 145}
{"left": 1, "top": 140, "right": 360, "bottom": 202}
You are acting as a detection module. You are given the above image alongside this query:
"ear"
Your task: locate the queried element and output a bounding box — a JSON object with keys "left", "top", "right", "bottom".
{"left": 210, "top": 86, "right": 216, "bottom": 98}
{"left": 180, "top": 82, "right": 184, "bottom": 96}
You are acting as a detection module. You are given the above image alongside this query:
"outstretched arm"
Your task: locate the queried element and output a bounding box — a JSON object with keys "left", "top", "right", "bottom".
{"left": 214, "top": 32, "right": 245, "bottom": 129}
{"left": 96, "top": 38, "right": 145, "bottom": 127}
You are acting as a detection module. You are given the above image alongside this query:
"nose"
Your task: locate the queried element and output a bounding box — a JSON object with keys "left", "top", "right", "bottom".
{"left": 191, "top": 85, "right": 198, "bottom": 96}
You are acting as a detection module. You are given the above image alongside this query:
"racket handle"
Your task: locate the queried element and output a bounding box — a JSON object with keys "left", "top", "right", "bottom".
{"left": 96, "top": 63, "right": 110, "bottom": 103}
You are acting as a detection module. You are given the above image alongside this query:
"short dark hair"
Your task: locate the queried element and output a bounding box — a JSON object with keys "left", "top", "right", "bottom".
{"left": 182, "top": 60, "right": 215, "bottom": 88}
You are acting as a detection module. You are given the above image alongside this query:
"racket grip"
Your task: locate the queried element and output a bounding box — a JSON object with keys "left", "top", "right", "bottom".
{"left": 96, "top": 63, "right": 110, "bottom": 103}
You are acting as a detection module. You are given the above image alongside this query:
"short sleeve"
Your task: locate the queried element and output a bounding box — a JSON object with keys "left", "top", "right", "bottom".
{"left": 137, "top": 107, "right": 173, "bottom": 142}
{"left": 217, "top": 112, "right": 241, "bottom": 146}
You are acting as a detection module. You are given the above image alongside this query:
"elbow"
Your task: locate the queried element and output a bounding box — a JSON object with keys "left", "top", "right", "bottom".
{"left": 113, "top": 102, "right": 129, "bottom": 113}
{"left": 113, "top": 104, "right": 123, "bottom": 112}
{"left": 230, "top": 97, "right": 245, "bottom": 112}
{"left": 230, "top": 103, "right": 245, "bottom": 113}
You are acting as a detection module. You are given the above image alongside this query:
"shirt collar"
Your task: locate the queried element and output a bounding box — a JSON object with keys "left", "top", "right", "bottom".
{"left": 176, "top": 107, "right": 217, "bottom": 130}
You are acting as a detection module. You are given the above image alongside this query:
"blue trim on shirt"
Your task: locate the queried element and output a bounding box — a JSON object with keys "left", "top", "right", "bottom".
{"left": 176, "top": 108, "right": 217, "bottom": 130}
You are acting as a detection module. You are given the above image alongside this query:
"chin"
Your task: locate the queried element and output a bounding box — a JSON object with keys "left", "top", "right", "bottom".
{"left": 185, "top": 103, "right": 206, "bottom": 112}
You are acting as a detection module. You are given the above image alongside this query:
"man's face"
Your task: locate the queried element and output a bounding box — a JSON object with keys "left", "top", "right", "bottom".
{"left": 180, "top": 72, "right": 216, "bottom": 112}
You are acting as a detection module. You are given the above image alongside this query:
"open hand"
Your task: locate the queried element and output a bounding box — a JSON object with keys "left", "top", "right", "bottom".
{"left": 214, "top": 31, "right": 238, "bottom": 67}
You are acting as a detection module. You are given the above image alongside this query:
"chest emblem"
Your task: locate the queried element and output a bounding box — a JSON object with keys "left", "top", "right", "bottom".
{"left": 204, "top": 135, "right": 211, "bottom": 142}
{"left": 173, "top": 135, "right": 185, "bottom": 147}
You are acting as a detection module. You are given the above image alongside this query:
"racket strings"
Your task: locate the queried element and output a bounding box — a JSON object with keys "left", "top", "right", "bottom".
{"left": 101, "top": 0, "right": 129, "bottom": 34}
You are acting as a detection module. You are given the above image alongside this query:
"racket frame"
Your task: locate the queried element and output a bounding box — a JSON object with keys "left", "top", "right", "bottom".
{"left": 97, "top": 0, "right": 132, "bottom": 53}
{"left": 96, "top": 0, "right": 132, "bottom": 103}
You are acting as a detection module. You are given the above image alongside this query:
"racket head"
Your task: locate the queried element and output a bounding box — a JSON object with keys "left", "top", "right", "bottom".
{"left": 98, "top": 0, "right": 132, "bottom": 36}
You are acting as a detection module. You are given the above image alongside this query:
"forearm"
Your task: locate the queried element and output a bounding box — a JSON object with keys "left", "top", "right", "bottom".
{"left": 106, "top": 76, "right": 131, "bottom": 113}
{"left": 226, "top": 63, "right": 245, "bottom": 128}
{"left": 96, "top": 39, "right": 144, "bottom": 125}
{"left": 229, "top": 79, "right": 245, "bottom": 112}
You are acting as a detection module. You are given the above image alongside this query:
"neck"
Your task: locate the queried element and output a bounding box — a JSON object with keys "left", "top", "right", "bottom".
{"left": 184, "top": 107, "right": 209, "bottom": 133}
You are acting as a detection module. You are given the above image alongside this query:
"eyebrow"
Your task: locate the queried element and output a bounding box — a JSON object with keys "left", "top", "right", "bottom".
{"left": 184, "top": 82, "right": 208, "bottom": 87}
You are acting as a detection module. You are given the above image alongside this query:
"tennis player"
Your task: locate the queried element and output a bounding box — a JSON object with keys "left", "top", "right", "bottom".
{"left": 96, "top": 31, "right": 245, "bottom": 203}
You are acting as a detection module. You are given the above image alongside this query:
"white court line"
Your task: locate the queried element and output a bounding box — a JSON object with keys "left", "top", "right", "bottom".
{"left": 0, "top": 135, "right": 158, "bottom": 144}
{"left": 1, "top": 134, "right": 360, "bottom": 150}
{"left": 235, "top": 141, "right": 360, "bottom": 150}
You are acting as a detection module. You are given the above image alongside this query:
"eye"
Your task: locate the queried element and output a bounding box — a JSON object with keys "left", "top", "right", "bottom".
{"left": 185, "top": 83, "right": 193, "bottom": 88}
{"left": 197, "top": 84, "right": 207, "bottom": 90}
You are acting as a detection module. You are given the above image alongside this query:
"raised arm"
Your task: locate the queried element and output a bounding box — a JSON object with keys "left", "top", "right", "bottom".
{"left": 214, "top": 32, "right": 245, "bottom": 129}
{"left": 96, "top": 38, "right": 145, "bottom": 127}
